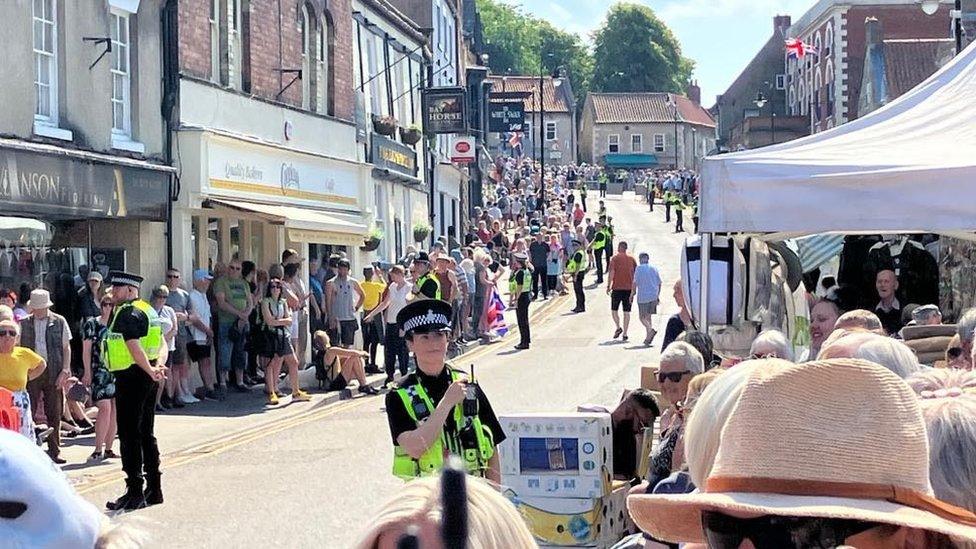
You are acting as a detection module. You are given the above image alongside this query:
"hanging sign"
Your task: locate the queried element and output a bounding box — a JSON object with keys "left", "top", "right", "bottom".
{"left": 488, "top": 101, "right": 525, "bottom": 132}
{"left": 450, "top": 137, "right": 476, "bottom": 164}
{"left": 423, "top": 87, "right": 468, "bottom": 134}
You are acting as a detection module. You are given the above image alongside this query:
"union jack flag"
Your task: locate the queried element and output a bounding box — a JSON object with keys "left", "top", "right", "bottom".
{"left": 508, "top": 132, "right": 523, "bottom": 157}
{"left": 785, "top": 39, "right": 818, "bottom": 59}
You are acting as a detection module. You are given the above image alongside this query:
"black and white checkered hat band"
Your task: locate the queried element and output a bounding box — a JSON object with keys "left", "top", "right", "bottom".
{"left": 111, "top": 275, "right": 142, "bottom": 287}
{"left": 402, "top": 311, "right": 450, "bottom": 333}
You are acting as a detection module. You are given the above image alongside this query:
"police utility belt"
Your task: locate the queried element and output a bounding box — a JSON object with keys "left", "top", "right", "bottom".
{"left": 102, "top": 300, "right": 163, "bottom": 372}
{"left": 392, "top": 369, "right": 494, "bottom": 479}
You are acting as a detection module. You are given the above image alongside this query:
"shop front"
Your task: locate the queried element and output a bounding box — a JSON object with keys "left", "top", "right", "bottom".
{"left": 172, "top": 131, "right": 370, "bottom": 275}
{"left": 0, "top": 138, "right": 172, "bottom": 322}
{"left": 369, "top": 134, "right": 428, "bottom": 262}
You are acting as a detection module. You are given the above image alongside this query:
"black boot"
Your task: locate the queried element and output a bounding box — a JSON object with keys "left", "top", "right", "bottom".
{"left": 144, "top": 474, "right": 164, "bottom": 506}
{"left": 106, "top": 481, "right": 146, "bottom": 511}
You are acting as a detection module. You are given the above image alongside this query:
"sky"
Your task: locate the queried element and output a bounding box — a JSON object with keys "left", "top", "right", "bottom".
{"left": 512, "top": 0, "right": 818, "bottom": 107}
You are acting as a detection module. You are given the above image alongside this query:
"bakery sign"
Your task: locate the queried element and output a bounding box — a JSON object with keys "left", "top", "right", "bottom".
{"left": 422, "top": 87, "right": 467, "bottom": 134}
{"left": 207, "top": 138, "right": 360, "bottom": 210}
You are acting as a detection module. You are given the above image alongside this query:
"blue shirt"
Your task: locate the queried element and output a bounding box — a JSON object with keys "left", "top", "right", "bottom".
{"left": 633, "top": 263, "right": 662, "bottom": 304}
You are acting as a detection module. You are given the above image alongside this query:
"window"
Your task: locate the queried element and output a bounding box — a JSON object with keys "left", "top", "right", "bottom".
{"left": 33, "top": 0, "right": 58, "bottom": 126}
{"left": 545, "top": 121, "right": 556, "bottom": 141}
{"left": 374, "top": 184, "right": 387, "bottom": 260}
{"left": 316, "top": 15, "right": 330, "bottom": 115}
{"left": 209, "top": 0, "right": 220, "bottom": 83}
{"left": 653, "top": 134, "right": 665, "bottom": 153}
{"left": 110, "top": 12, "right": 131, "bottom": 138}
{"left": 631, "top": 134, "right": 642, "bottom": 152}
{"left": 824, "top": 24, "right": 834, "bottom": 57}
{"left": 608, "top": 134, "right": 619, "bottom": 153}
{"left": 775, "top": 74, "right": 786, "bottom": 90}
{"left": 301, "top": 4, "right": 312, "bottom": 109}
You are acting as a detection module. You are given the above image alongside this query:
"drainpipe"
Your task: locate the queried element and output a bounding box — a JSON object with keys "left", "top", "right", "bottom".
{"left": 161, "top": 0, "right": 180, "bottom": 271}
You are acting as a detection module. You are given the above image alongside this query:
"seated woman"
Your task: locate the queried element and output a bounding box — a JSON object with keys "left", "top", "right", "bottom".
{"left": 311, "top": 331, "right": 378, "bottom": 395}
{"left": 647, "top": 342, "right": 703, "bottom": 490}
{"left": 0, "top": 318, "right": 46, "bottom": 439}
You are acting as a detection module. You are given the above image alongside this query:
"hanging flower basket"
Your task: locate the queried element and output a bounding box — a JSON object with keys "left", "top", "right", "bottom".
{"left": 412, "top": 223, "right": 432, "bottom": 243}
{"left": 361, "top": 227, "right": 384, "bottom": 252}
{"left": 400, "top": 126, "right": 423, "bottom": 145}
{"left": 372, "top": 115, "right": 398, "bottom": 136}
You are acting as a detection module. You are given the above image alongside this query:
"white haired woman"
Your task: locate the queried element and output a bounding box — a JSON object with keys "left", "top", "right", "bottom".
{"left": 820, "top": 331, "right": 921, "bottom": 378}
{"left": 354, "top": 475, "right": 537, "bottom": 549}
{"left": 908, "top": 368, "right": 976, "bottom": 518}
{"left": 647, "top": 342, "right": 704, "bottom": 489}
{"left": 0, "top": 318, "right": 45, "bottom": 439}
{"left": 748, "top": 329, "right": 794, "bottom": 361}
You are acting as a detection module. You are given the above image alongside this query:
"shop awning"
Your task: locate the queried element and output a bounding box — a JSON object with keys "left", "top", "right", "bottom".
{"left": 603, "top": 153, "right": 658, "bottom": 169}
{"left": 207, "top": 199, "right": 368, "bottom": 247}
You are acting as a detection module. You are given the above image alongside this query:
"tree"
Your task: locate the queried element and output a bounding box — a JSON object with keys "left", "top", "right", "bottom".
{"left": 590, "top": 3, "right": 694, "bottom": 94}
{"left": 476, "top": 0, "right": 593, "bottom": 107}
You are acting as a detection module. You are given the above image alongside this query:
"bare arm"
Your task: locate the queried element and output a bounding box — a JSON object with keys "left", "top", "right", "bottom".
{"left": 27, "top": 357, "right": 47, "bottom": 381}
{"left": 395, "top": 382, "right": 466, "bottom": 460}
{"left": 352, "top": 280, "right": 365, "bottom": 311}
{"left": 364, "top": 289, "right": 393, "bottom": 322}
{"left": 82, "top": 338, "right": 93, "bottom": 383}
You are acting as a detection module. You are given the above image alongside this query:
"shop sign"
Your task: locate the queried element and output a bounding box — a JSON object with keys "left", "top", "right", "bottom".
{"left": 450, "top": 136, "right": 476, "bottom": 164}
{"left": 488, "top": 101, "right": 525, "bottom": 133}
{"left": 207, "top": 138, "right": 360, "bottom": 210}
{"left": 423, "top": 87, "right": 467, "bottom": 134}
{"left": 370, "top": 134, "right": 417, "bottom": 178}
{"left": 0, "top": 147, "right": 169, "bottom": 221}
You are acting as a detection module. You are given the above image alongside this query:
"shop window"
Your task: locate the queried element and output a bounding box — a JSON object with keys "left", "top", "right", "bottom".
{"left": 374, "top": 185, "right": 387, "bottom": 260}
{"left": 229, "top": 220, "right": 241, "bottom": 261}
{"left": 439, "top": 193, "right": 446, "bottom": 235}
{"left": 394, "top": 217, "right": 403, "bottom": 260}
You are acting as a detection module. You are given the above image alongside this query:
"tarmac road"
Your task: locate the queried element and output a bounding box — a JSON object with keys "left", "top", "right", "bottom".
{"left": 79, "top": 193, "right": 690, "bottom": 548}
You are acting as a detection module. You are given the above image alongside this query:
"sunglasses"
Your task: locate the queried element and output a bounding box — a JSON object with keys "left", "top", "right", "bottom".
{"left": 0, "top": 330, "right": 17, "bottom": 338}
{"left": 269, "top": 283, "right": 282, "bottom": 289}
{"left": 701, "top": 511, "right": 881, "bottom": 549}
{"left": 657, "top": 370, "right": 691, "bottom": 384}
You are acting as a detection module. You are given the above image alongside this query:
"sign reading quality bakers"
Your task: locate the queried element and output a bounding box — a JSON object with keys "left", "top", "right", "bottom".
{"left": 423, "top": 87, "right": 467, "bottom": 134}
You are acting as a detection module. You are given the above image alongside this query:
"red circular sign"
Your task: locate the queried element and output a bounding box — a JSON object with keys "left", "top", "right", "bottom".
{"left": 455, "top": 141, "right": 471, "bottom": 153}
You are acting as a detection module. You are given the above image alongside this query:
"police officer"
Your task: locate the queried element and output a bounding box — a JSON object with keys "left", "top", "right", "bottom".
{"left": 411, "top": 251, "right": 441, "bottom": 300}
{"left": 104, "top": 271, "right": 168, "bottom": 511}
{"left": 385, "top": 300, "right": 505, "bottom": 481}
{"left": 566, "top": 238, "right": 589, "bottom": 313}
{"left": 590, "top": 221, "right": 608, "bottom": 284}
{"left": 509, "top": 252, "right": 532, "bottom": 350}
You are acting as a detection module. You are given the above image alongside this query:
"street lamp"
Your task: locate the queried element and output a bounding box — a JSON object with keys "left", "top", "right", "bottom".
{"left": 665, "top": 94, "right": 680, "bottom": 169}
{"left": 754, "top": 91, "right": 775, "bottom": 146}
{"left": 918, "top": 0, "right": 963, "bottom": 53}
{"left": 691, "top": 127, "right": 698, "bottom": 171}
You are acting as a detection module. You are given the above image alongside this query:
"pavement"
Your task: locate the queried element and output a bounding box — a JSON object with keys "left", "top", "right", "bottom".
{"left": 73, "top": 192, "right": 688, "bottom": 548}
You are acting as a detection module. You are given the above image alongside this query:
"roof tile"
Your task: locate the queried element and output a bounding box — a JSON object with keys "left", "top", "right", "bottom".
{"left": 883, "top": 38, "right": 955, "bottom": 99}
{"left": 588, "top": 93, "right": 715, "bottom": 127}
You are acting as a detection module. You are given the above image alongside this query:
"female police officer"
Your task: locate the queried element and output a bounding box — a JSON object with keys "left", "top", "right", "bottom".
{"left": 385, "top": 299, "right": 505, "bottom": 481}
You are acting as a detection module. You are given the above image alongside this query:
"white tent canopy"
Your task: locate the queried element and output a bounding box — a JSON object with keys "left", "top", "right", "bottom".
{"left": 700, "top": 40, "right": 976, "bottom": 234}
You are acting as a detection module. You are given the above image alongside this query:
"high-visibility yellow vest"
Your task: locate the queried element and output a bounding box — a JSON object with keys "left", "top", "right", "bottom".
{"left": 567, "top": 250, "right": 589, "bottom": 274}
{"left": 591, "top": 231, "right": 607, "bottom": 251}
{"left": 415, "top": 272, "right": 442, "bottom": 300}
{"left": 391, "top": 369, "right": 495, "bottom": 479}
{"left": 103, "top": 300, "right": 162, "bottom": 372}
{"left": 509, "top": 268, "right": 530, "bottom": 296}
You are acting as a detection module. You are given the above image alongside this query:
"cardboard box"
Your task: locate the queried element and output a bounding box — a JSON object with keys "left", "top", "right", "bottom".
{"left": 504, "top": 482, "right": 634, "bottom": 548}
{"left": 499, "top": 413, "right": 613, "bottom": 499}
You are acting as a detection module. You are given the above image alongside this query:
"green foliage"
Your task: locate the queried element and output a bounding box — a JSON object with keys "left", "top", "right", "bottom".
{"left": 590, "top": 3, "right": 694, "bottom": 94}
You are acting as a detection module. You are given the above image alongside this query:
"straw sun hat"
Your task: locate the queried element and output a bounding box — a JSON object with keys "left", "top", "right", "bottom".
{"left": 627, "top": 358, "right": 976, "bottom": 543}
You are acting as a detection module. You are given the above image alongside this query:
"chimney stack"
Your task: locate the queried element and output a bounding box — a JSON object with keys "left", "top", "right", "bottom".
{"left": 774, "top": 15, "right": 792, "bottom": 34}
{"left": 688, "top": 80, "right": 701, "bottom": 106}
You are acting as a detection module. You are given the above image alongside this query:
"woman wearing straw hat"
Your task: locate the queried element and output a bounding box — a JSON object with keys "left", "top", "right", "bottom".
{"left": 627, "top": 358, "right": 976, "bottom": 547}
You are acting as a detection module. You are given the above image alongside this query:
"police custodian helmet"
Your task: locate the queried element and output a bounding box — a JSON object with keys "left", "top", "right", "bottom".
{"left": 396, "top": 299, "right": 453, "bottom": 337}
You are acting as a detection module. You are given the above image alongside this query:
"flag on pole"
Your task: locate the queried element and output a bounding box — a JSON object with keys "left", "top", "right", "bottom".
{"left": 785, "top": 39, "right": 818, "bottom": 59}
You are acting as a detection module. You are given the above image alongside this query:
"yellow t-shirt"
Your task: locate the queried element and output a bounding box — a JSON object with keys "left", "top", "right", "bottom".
{"left": 0, "top": 347, "right": 44, "bottom": 391}
{"left": 361, "top": 281, "right": 387, "bottom": 311}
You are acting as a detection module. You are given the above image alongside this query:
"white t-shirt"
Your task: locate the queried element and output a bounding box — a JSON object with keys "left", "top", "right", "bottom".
{"left": 384, "top": 282, "right": 413, "bottom": 325}
{"left": 158, "top": 305, "right": 177, "bottom": 351}
{"left": 188, "top": 289, "right": 212, "bottom": 343}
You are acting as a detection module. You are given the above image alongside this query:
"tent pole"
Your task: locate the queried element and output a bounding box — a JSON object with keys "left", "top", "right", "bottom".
{"left": 700, "top": 233, "right": 711, "bottom": 335}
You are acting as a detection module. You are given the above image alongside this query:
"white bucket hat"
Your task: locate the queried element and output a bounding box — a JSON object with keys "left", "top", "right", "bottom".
{"left": 27, "top": 289, "right": 53, "bottom": 311}
{"left": 627, "top": 358, "right": 976, "bottom": 543}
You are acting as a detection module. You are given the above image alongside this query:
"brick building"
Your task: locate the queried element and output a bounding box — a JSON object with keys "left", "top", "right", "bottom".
{"left": 169, "top": 0, "right": 376, "bottom": 282}
{"left": 785, "top": 0, "right": 954, "bottom": 133}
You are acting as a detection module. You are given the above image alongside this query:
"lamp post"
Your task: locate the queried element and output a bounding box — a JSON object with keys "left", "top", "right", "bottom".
{"left": 755, "top": 91, "right": 771, "bottom": 147}
{"left": 919, "top": 0, "right": 963, "bottom": 53}
{"left": 666, "top": 94, "right": 680, "bottom": 169}
{"left": 691, "top": 127, "right": 698, "bottom": 171}
{"left": 538, "top": 51, "right": 555, "bottom": 211}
